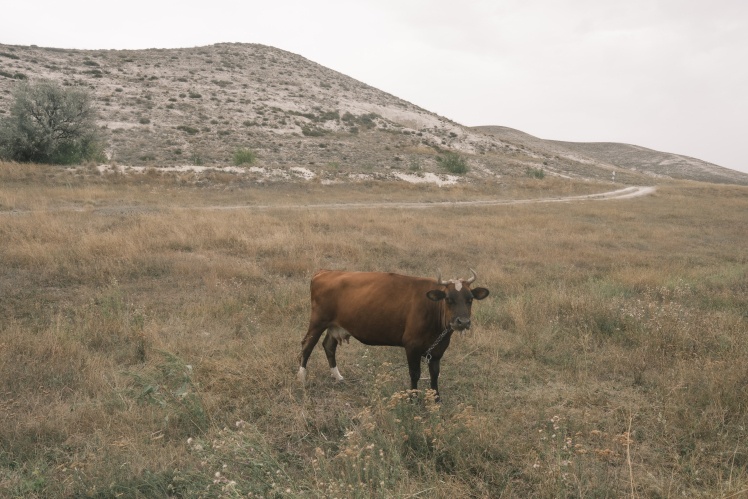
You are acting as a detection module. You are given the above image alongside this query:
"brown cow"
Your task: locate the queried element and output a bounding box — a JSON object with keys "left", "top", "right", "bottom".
{"left": 298, "top": 269, "right": 489, "bottom": 399}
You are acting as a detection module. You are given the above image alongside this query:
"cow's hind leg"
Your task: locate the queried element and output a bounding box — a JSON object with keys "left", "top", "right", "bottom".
{"left": 298, "top": 322, "right": 327, "bottom": 381}
{"left": 322, "top": 329, "right": 345, "bottom": 381}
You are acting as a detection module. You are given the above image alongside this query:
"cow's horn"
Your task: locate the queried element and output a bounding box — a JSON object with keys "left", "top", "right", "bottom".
{"left": 436, "top": 270, "right": 449, "bottom": 286}
{"left": 466, "top": 268, "right": 477, "bottom": 284}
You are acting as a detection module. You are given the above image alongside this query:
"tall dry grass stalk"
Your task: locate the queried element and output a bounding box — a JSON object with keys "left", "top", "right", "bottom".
{"left": 1, "top": 164, "right": 747, "bottom": 496}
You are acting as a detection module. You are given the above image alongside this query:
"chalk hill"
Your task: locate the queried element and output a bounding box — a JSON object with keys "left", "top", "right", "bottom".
{"left": 1, "top": 43, "right": 746, "bottom": 185}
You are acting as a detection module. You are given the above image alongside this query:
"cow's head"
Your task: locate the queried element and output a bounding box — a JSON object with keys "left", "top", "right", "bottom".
{"left": 426, "top": 269, "right": 490, "bottom": 331}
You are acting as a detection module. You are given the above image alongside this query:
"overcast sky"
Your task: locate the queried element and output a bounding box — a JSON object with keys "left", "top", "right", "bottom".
{"left": 4, "top": 0, "right": 747, "bottom": 173}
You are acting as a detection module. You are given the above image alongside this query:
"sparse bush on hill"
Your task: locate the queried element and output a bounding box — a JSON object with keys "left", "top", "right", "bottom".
{"left": 0, "top": 79, "right": 103, "bottom": 164}
{"left": 526, "top": 167, "right": 545, "bottom": 179}
{"left": 176, "top": 125, "right": 199, "bottom": 135}
{"left": 301, "top": 126, "right": 328, "bottom": 137}
{"left": 0, "top": 70, "right": 27, "bottom": 80}
{"left": 0, "top": 51, "right": 21, "bottom": 60}
{"left": 437, "top": 152, "right": 469, "bottom": 174}
{"left": 232, "top": 148, "right": 256, "bottom": 166}
{"left": 318, "top": 110, "right": 340, "bottom": 121}
{"left": 342, "top": 111, "right": 379, "bottom": 129}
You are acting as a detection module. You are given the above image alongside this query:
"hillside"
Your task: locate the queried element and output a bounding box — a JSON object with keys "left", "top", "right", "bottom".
{"left": 1, "top": 42, "right": 746, "bottom": 185}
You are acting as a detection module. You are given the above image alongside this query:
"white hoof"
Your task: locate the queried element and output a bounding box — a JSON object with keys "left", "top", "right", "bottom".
{"left": 330, "top": 366, "right": 344, "bottom": 382}
{"left": 297, "top": 366, "right": 307, "bottom": 382}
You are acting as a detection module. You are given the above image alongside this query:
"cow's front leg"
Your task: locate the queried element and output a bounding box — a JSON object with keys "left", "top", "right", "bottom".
{"left": 427, "top": 357, "right": 441, "bottom": 402}
{"left": 405, "top": 348, "right": 422, "bottom": 391}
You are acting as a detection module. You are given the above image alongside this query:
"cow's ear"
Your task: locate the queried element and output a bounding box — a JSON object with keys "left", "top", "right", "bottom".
{"left": 471, "top": 287, "right": 490, "bottom": 300}
{"left": 426, "top": 289, "right": 446, "bottom": 302}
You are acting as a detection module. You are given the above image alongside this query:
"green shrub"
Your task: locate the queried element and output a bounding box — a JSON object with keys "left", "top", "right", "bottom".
{"left": 176, "top": 125, "right": 199, "bottom": 135}
{"left": 302, "top": 126, "right": 327, "bottom": 137}
{"left": 436, "top": 152, "right": 468, "bottom": 174}
{"left": 0, "top": 79, "right": 103, "bottom": 164}
{"left": 319, "top": 110, "right": 340, "bottom": 121}
{"left": 526, "top": 167, "right": 545, "bottom": 179}
{"left": 233, "top": 148, "right": 256, "bottom": 166}
{"left": 0, "top": 70, "right": 27, "bottom": 80}
{"left": 342, "top": 112, "right": 379, "bottom": 129}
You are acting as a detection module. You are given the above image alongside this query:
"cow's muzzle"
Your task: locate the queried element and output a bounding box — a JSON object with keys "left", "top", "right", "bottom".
{"left": 451, "top": 317, "right": 471, "bottom": 331}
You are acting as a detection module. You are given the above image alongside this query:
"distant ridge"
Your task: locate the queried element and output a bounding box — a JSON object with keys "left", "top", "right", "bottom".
{"left": 547, "top": 141, "right": 741, "bottom": 184}
{"left": 474, "top": 126, "right": 748, "bottom": 185}
{"left": 1, "top": 42, "right": 746, "bottom": 185}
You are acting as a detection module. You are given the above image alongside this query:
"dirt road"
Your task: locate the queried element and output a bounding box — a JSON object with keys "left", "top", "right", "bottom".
{"left": 223, "top": 185, "right": 657, "bottom": 211}
{"left": 2, "top": 186, "right": 656, "bottom": 216}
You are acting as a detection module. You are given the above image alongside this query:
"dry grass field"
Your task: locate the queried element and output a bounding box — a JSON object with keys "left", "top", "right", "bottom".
{"left": 1, "top": 163, "right": 747, "bottom": 497}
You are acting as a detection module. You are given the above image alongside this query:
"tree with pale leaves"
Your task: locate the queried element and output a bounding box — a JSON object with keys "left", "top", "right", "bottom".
{"left": 0, "top": 79, "right": 104, "bottom": 164}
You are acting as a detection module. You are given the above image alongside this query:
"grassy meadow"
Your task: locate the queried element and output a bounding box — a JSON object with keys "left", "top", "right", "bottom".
{"left": 1, "top": 164, "right": 747, "bottom": 497}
